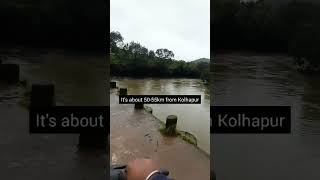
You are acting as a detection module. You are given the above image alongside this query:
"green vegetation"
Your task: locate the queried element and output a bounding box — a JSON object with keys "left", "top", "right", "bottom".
{"left": 178, "top": 131, "right": 197, "bottom": 147}
{"left": 214, "top": 0, "right": 320, "bottom": 72}
{"left": 110, "top": 31, "right": 210, "bottom": 80}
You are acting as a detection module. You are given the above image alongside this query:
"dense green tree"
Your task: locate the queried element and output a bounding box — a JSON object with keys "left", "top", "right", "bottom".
{"left": 148, "top": 50, "right": 156, "bottom": 59}
{"left": 128, "top": 42, "right": 149, "bottom": 56}
{"left": 110, "top": 31, "right": 209, "bottom": 78}
{"left": 110, "top": 31, "right": 124, "bottom": 53}
{"left": 155, "top": 48, "right": 175, "bottom": 59}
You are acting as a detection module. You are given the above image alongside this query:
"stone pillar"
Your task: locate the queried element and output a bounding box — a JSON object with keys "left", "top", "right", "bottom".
{"left": 165, "top": 115, "right": 177, "bottom": 135}
{"left": 30, "top": 83, "right": 55, "bottom": 107}
{"left": 119, "top": 88, "right": 127, "bottom": 96}
{"left": 134, "top": 103, "right": 144, "bottom": 109}
{"left": 0, "top": 64, "right": 20, "bottom": 83}
{"left": 110, "top": 81, "right": 116, "bottom": 88}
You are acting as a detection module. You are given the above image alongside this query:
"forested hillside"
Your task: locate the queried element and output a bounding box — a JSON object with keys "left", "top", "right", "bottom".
{"left": 110, "top": 31, "right": 210, "bottom": 79}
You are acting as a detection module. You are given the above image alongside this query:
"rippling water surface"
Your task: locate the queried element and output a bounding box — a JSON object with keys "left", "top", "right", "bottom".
{"left": 212, "top": 53, "right": 320, "bottom": 180}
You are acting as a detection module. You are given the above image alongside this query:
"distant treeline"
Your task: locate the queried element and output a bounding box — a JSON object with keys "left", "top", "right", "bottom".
{"left": 214, "top": 0, "right": 320, "bottom": 71}
{"left": 0, "top": 0, "right": 106, "bottom": 51}
{"left": 110, "top": 31, "right": 209, "bottom": 79}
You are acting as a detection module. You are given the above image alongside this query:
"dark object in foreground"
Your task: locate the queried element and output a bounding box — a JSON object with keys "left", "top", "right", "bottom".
{"left": 110, "top": 165, "right": 170, "bottom": 180}
{"left": 0, "top": 64, "right": 20, "bottom": 83}
{"left": 110, "top": 165, "right": 127, "bottom": 180}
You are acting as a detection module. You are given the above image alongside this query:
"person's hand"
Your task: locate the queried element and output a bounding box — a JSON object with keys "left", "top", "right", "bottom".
{"left": 126, "top": 158, "right": 159, "bottom": 180}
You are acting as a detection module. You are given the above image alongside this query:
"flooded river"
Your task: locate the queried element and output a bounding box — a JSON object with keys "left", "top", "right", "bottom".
{"left": 6, "top": 49, "right": 107, "bottom": 106}
{"left": 0, "top": 48, "right": 107, "bottom": 180}
{"left": 112, "top": 78, "right": 210, "bottom": 154}
{"left": 212, "top": 53, "right": 320, "bottom": 180}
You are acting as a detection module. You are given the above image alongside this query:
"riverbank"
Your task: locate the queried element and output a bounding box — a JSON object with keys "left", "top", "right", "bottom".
{"left": 110, "top": 91, "right": 210, "bottom": 180}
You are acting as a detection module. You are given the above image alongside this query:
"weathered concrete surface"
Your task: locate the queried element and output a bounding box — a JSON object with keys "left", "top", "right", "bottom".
{"left": 110, "top": 92, "right": 210, "bottom": 180}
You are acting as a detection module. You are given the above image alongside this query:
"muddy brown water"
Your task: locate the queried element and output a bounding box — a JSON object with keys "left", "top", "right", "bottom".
{"left": 0, "top": 48, "right": 107, "bottom": 180}
{"left": 112, "top": 78, "right": 210, "bottom": 154}
{"left": 212, "top": 53, "right": 320, "bottom": 180}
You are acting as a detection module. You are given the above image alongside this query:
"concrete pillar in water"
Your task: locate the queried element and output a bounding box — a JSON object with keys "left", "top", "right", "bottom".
{"left": 30, "top": 83, "right": 55, "bottom": 107}
{"left": 0, "top": 64, "right": 20, "bottom": 83}
{"left": 134, "top": 103, "right": 144, "bottom": 109}
{"left": 119, "top": 88, "right": 127, "bottom": 96}
{"left": 110, "top": 81, "right": 116, "bottom": 88}
{"left": 165, "top": 115, "right": 177, "bottom": 135}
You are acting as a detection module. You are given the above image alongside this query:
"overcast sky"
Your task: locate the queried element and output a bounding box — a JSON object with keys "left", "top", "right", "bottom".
{"left": 111, "top": 0, "right": 210, "bottom": 61}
